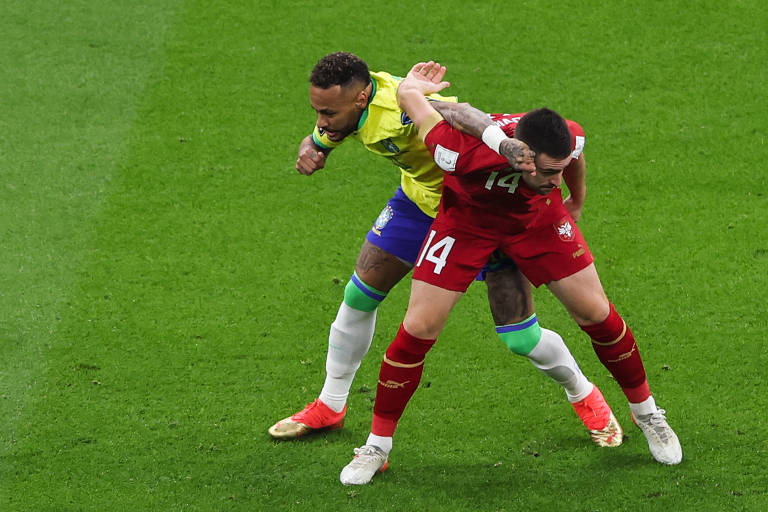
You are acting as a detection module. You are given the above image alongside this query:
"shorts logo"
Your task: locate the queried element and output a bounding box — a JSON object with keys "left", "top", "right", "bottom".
{"left": 434, "top": 144, "right": 459, "bottom": 172}
{"left": 372, "top": 205, "right": 394, "bottom": 235}
{"left": 555, "top": 217, "right": 575, "bottom": 241}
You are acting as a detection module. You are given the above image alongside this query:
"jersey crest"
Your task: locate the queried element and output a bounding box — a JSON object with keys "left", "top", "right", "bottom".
{"left": 380, "top": 138, "right": 400, "bottom": 154}
{"left": 555, "top": 217, "right": 575, "bottom": 241}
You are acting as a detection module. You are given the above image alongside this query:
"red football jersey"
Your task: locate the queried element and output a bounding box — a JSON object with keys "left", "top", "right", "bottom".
{"left": 424, "top": 113, "right": 585, "bottom": 236}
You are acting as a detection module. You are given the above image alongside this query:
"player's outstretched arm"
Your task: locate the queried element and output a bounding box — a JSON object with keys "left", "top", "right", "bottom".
{"left": 296, "top": 134, "right": 330, "bottom": 175}
{"left": 431, "top": 101, "right": 492, "bottom": 138}
{"left": 431, "top": 101, "right": 535, "bottom": 173}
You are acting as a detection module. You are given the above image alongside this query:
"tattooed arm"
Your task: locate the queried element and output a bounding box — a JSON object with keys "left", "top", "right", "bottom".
{"left": 431, "top": 101, "right": 535, "bottom": 173}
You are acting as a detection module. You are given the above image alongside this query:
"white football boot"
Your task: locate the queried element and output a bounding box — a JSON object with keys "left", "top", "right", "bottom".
{"left": 631, "top": 408, "right": 682, "bottom": 465}
{"left": 340, "top": 445, "right": 389, "bottom": 485}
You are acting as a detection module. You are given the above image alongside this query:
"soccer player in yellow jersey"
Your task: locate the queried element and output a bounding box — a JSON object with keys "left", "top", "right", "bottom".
{"left": 268, "top": 52, "right": 622, "bottom": 449}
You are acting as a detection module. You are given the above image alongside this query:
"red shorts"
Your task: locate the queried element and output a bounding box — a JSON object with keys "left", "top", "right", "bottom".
{"left": 412, "top": 211, "right": 594, "bottom": 291}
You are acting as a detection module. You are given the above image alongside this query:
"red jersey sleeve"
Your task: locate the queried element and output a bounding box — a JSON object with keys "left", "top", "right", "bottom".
{"left": 423, "top": 120, "right": 509, "bottom": 175}
{"left": 566, "top": 120, "right": 586, "bottom": 159}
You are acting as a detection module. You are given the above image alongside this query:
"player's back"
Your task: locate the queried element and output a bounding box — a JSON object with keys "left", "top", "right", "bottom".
{"left": 425, "top": 113, "right": 584, "bottom": 235}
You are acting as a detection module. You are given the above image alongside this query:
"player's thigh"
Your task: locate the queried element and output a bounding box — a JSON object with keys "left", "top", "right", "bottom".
{"left": 403, "top": 279, "right": 463, "bottom": 340}
{"left": 412, "top": 220, "right": 497, "bottom": 293}
{"left": 485, "top": 263, "right": 535, "bottom": 325}
{"left": 546, "top": 263, "right": 610, "bottom": 325}
{"left": 356, "top": 187, "right": 435, "bottom": 292}
{"left": 354, "top": 240, "right": 413, "bottom": 292}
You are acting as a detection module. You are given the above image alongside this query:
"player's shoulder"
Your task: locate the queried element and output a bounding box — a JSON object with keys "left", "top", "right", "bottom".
{"left": 371, "top": 70, "right": 399, "bottom": 89}
{"left": 489, "top": 113, "right": 525, "bottom": 136}
{"left": 492, "top": 113, "right": 526, "bottom": 123}
{"left": 565, "top": 118, "right": 585, "bottom": 138}
{"left": 564, "top": 118, "right": 586, "bottom": 158}
{"left": 368, "top": 71, "right": 401, "bottom": 112}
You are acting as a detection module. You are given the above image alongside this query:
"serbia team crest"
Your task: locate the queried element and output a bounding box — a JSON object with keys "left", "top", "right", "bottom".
{"left": 372, "top": 205, "right": 394, "bottom": 235}
{"left": 555, "top": 217, "right": 575, "bottom": 241}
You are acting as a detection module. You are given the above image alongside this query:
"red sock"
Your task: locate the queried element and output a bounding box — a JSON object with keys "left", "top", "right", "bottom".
{"left": 580, "top": 304, "right": 650, "bottom": 403}
{"left": 371, "top": 324, "right": 436, "bottom": 436}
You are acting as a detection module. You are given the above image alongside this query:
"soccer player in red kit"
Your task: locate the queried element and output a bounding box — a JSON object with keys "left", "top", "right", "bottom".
{"left": 339, "top": 62, "right": 682, "bottom": 485}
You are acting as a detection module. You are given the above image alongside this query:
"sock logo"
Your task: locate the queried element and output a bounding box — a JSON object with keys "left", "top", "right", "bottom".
{"left": 606, "top": 343, "right": 637, "bottom": 363}
{"left": 378, "top": 379, "right": 410, "bottom": 389}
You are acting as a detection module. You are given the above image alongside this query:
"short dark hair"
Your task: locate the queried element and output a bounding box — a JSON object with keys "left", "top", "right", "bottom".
{"left": 515, "top": 108, "right": 572, "bottom": 159}
{"left": 310, "top": 52, "right": 370, "bottom": 89}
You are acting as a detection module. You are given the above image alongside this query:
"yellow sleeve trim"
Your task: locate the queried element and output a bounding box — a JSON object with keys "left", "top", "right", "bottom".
{"left": 418, "top": 111, "right": 443, "bottom": 142}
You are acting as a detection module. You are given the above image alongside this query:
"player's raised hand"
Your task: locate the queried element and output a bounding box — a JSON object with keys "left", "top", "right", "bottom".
{"left": 499, "top": 138, "right": 536, "bottom": 174}
{"left": 402, "top": 61, "right": 451, "bottom": 95}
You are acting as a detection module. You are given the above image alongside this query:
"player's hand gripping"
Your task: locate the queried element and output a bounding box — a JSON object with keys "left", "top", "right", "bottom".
{"left": 401, "top": 61, "right": 451, "bottom": 96}
{"left": 499, "top": 138, "right": 536, "bottom": 174}
{"left": 296, "top": 136, "right": 327, "bottom": 175}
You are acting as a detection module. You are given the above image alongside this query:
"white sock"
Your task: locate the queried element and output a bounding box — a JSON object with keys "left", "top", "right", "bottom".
{"left": 526, "top": 328, "right": 592, "bottom": 402}
{"left": 629, "top": 395, "right": 657, "bottom": 417}
{"left": 366, "top": 433, "right": 393, "bottom": 454}
{"left": 318, "top": 302, "right": 377, "bottom": 412}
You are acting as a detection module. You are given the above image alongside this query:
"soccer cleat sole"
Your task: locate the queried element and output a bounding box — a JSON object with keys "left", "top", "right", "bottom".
{"left": 268, "top": 417, "right": 344, "bottom": 440}
{"left": 588, "top": 411, "right": 623, "bottom": 447}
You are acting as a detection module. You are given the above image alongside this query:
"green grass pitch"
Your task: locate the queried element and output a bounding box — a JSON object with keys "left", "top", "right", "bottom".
{"left": 1, "top": 1, "right": 767, "bottom": 510}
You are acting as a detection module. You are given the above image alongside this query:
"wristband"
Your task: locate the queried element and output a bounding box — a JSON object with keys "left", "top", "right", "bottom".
{"left": 481, "top": 124, "right": 507, "bottom": 154}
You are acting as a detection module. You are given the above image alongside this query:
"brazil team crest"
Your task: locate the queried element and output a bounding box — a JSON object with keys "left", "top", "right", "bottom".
{"left": 380, "top": 138, "right": 400, "bottom": 154}
{"left": 372, "top": 205, "right": 394, "bottom": 235}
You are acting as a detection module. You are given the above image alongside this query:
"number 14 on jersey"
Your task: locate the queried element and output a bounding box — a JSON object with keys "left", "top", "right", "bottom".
{"left": 485, "top": 171, "right": 520, "bottom": 194}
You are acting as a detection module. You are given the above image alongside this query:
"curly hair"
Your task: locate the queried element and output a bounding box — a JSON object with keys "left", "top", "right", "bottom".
{"left": 515, "top": 108, "right": 572, "bottom": 159}
{"left": 309, "top": 52, "right": 370, "bottom": 89}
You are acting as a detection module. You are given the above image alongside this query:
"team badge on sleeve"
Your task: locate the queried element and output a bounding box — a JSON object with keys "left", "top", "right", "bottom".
{"left": 372, "top": 205, "right": 394, "bottom": 235}
{"left": 555, "top": 217, "right": 575, "bottom": 241}
{"left": 434, "top": 144, "right": 459, "bottom": 172}
{"left": 571, "top": 135, "right": 585, "bottom": 159}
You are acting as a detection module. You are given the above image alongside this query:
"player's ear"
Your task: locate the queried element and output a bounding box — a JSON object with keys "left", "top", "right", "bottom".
{"left": 355, "top": 90, "right": 368, "bottom": 108}
{"left": 354, "top": 82, "right": 372, "bottom": 108}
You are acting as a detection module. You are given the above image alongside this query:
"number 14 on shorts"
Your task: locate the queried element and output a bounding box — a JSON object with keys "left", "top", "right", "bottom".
{"left": 416, "top": 230, "right": 456, "bottom": 274}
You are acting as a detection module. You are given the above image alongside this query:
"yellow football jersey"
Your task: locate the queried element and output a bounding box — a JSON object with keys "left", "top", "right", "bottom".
{"left": 312, "top": 71, "right": 457, "bottom": 217}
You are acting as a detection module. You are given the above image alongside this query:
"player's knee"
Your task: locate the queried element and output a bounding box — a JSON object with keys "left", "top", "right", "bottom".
{"left": 574, "top": 301, "right": 612, "bottom": 327}
{"left": 496, "top": 314, "right": 542, "bottom": 356}
{"left": 386, "top": 324, "right": 435, "bottom": 364}
{"left": 343, "top": 272, "right": 387, "bottom": 312}
{"left": 401, "top": 313, "right": 445, "bottom": 341}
